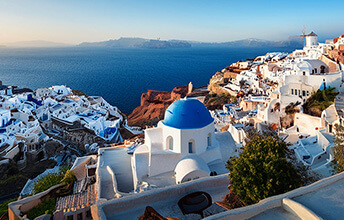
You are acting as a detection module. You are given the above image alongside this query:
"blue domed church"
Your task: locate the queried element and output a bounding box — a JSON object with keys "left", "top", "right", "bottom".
{"left": 131, "top": 98, "right": 238, "bottom": 191}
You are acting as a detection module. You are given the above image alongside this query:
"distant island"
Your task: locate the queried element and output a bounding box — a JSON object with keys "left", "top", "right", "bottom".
{"left": 79, "top": 38, "right": 191, "bottom": 49}
{"left": 0, "top": 37, "right": 303, "bottom": 49}
{"left": 2, "top": 40, "right": 71, "bottom": 48}
{"left": 79, "top": 37, "right": 303, "bottom": 49}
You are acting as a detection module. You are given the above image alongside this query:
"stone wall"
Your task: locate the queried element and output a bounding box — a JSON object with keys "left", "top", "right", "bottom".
{"left": 319, "top": 55, "right": 338, "bottom": 73}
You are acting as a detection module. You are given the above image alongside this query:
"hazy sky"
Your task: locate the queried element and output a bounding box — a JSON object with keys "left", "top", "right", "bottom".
{"left": 1, "top": 0, "right": 343, "bottom": 44}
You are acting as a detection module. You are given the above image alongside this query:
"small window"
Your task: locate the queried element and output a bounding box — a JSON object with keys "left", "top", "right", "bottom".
{"left": 86, "top": 211, "right": 91, "bottom": 218}
{"left": 189, "top": 142, "right": 193, "bottom": 153}
{"left": 167, "top": 136, "right": 173, "bottom": 151}
{"left": 188, "top": 140, "right": 195, "bottom": 153}
{"left": 302, "top": 90, "right": 306, "bottom": 96}
{"left": 207, "top": 133, "right": 212, "bottom": 147}
{"left": 307, "top": 91, "right": 309, "bottom": 96}
{"left": 291, "top": 89, "right": 294, "bottom": 95}
{"left": 303, "top": 71, "right": 306, "bottom": 75}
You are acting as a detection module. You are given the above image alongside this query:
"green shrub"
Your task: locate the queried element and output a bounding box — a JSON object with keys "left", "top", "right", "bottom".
{"left": 61, "top": 170, "right": 77, "bottom": 185}
{"left": 0, "top": 198, "right": 17, "bottom": 216}
{"left": 33, "top": 172, "right": 64, "bottom": 194}
{"left": 33, "top": 166, "right": 72, "bottom": 194}
{"left": 226, "top": 134, "right": 301, "bottom": 205}
{"left": 303, "top": 87, "right": 338, "bottom": 117}
{"left": 334, "top": 124, "right": 344, "bottom": 173}
{"left": 26, "top": 198, "right": 55, "bottom": 219}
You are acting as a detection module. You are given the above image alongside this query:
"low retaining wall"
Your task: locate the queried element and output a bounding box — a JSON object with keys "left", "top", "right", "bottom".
{"left": 105, "top": 166, "right": 122, "bottom": 198}
{"left": 205, "top": 172, "right": 344, "bottom": 220}
{"left": 8, "top": 183, "right": 64, "bottom": 220}
{"left": 92, "top": 174, "right": 230, "bottom": 220}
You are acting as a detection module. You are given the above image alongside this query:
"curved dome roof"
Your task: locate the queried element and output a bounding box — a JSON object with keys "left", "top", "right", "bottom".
{"left": 174, "top": 155, "right": 210, "bottom": 184}
{"left": 163, "top": 99, "right": 213, "bottom": 129}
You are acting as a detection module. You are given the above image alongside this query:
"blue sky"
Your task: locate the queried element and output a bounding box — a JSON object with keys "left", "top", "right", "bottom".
{"left": 0, "top": 0, "right": 343, "bottom": 44}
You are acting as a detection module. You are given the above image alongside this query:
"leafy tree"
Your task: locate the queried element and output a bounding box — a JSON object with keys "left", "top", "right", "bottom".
{"left": 226, "top": 134, "right": 301, "bottom": 205}
{"left": 303, "top": 87, "right": 338, "bottom": 117}
{"left": 61, "top": 170, "right": 77, "bottom": 185}
{"left": 333, "top": 124, "right": 344, "bottom": 173}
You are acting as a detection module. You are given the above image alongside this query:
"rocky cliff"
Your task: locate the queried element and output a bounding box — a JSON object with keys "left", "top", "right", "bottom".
{"left": 127, "top": 85, "right": 188, "bottom": 127}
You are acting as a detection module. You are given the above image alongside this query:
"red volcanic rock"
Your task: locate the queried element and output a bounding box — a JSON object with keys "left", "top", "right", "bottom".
{"left": 127, "top": 85, "right": 188, "bottom": 127}
{"left": 138, "top": 206, "right": 179, "bottom": 220}
{"left": 171, "top": 85, "right": 188, "bottom": 100}
{"left": 333, "top": 34, "right": 344, "bottom": 44}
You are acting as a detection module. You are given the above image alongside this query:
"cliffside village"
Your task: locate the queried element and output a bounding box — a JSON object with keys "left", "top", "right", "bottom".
{"left": 6, "top": 33, "right": 344, "bottom": 220}
{"left": 0, "top": 85, "right": 143, "bottom": 195}
{"left": 209, "top": 33, "right": 344, "bottom": 176}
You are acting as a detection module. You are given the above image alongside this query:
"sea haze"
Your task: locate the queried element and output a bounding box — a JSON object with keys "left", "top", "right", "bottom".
{"left": 0, "top": 46, "right": 296, "bottom": 113}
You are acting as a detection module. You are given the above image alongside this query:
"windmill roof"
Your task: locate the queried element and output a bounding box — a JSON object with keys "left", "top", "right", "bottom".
{"left": 307, "top": 32, "right": 317, "bottom": 36}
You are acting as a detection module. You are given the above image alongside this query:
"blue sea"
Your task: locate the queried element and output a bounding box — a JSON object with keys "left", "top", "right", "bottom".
{"left": 0, "top": 46, "right": 295, "bottom": 113}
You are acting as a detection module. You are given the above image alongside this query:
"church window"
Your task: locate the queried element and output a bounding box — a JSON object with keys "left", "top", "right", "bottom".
{"left": 188, "top": 139, "right": 195, "bottom": 153}
{"left": 167, "top": 136, "right": 173, "bottom": 151}
{"left": 207, "top": 133, "right": 212, "bottom": 147}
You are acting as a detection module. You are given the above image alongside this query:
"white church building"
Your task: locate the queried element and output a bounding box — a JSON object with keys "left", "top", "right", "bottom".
{"left": 131, "top": 98, "right": 239, "bottom": 190}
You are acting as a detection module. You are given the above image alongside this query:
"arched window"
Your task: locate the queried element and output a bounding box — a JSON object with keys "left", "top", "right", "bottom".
{"left": 188, "top": 139, "right": 195, "bottom": 153}
{"left": 167, "top": 136, "right": 173, "bottom": 151}
{"left": 207, "top": 133, "right": 212, "bottom": 147}
{"left": 320, "top": 65, "right": 326, "bottom": 74}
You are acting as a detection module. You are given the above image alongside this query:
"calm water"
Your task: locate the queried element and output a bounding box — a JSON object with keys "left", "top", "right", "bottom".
{"left": 0, "top": 46, "right": 295, "bottom": 113}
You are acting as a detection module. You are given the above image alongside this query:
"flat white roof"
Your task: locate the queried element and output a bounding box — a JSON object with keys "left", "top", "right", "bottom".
{"left": 99, "top": 148, "right": 134, "bottom": 193}
{"left": 251, "top": 207, "right": 300, "bottom": 220}
{"left": 294, "top": 177, "right": 344, "bottom": 219}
